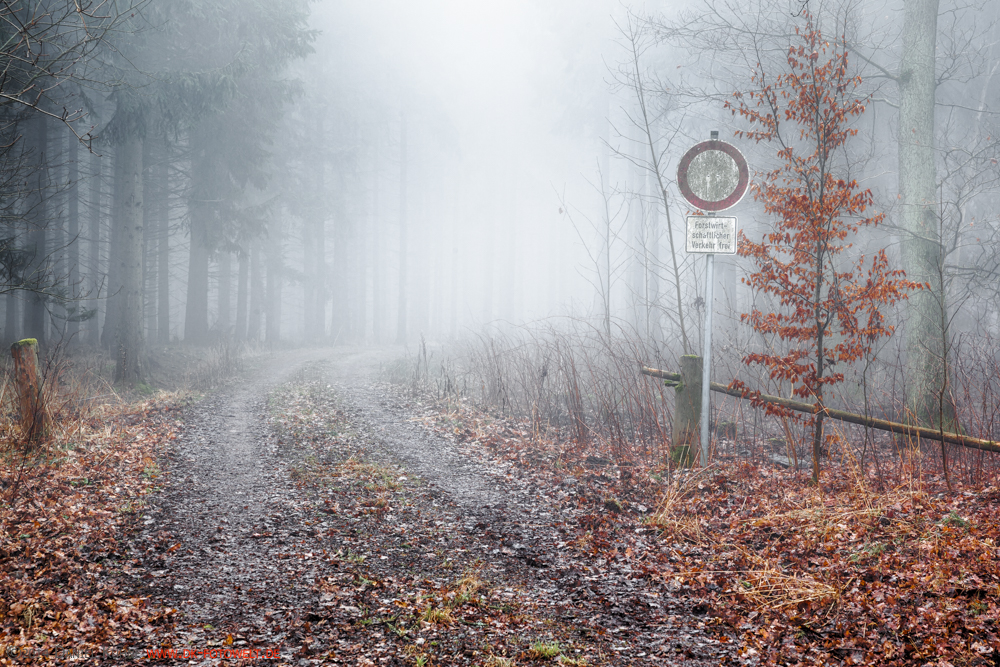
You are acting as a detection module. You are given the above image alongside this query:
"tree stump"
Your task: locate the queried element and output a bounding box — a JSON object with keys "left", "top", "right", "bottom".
{"left": 671, "top": 354, "right": 702, "bottom": 467}
{"left": 11, "top": 338, "right": 49, "bottom": 443}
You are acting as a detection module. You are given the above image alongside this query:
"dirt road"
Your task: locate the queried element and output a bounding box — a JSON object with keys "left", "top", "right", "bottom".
{"left": 124, "top": 347, "right": 730, "bottom": 666}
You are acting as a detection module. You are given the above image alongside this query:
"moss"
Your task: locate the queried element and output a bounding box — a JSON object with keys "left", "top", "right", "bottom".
{"left": 12, "top": 338, "right": 38, "bottom": 349}
{"left": 603, "top": 497, "right": 624, "bottom": 513}
{"left": 134, "top": 383, "right": 157, "bottom": 396}
{"left": 670, "top": 445, "right": 695, "bottom": 467}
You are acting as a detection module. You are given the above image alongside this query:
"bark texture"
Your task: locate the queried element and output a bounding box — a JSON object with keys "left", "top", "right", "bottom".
{"left": 184, "top": 123, "right": 216, "bottom": 344}
{"left": 87, "top": 150, "right": 101, "bottom": 345}
{"left": 24, "top": 116, "right": 48, "bottom": 344}
{"left": 102, "top": 152, "right": 123, "bottom": 350}
{"left": 114, "top": 136, "right": 144, "bottom": 385}
{"left": 248, "top": 239, "right": 262, "bottom": 341}
{"left": 156, "top": 149, "right": 170, "bottom": 344}
{"left": 395, "top": 110, "right": 407, "bottom": 344}
{"left": 67, "top": 137, "right": 80, "bottom": 342}
{"left": 265, "top": 220, "right": 283, "bottom": 344}
{"left": 898, "top": 0, "right": 956, "bottom": 429}
{"left": 671, "top": 355, "right": 701, "bottom": 466}
{"left": 236, "top": 250, "right": 248, "bottom": 341}
{"left": 184, "top": 198, "right": 211, "bottom": 343}
{"left": 11, "top": 338, "right": 49, "bottom": 443}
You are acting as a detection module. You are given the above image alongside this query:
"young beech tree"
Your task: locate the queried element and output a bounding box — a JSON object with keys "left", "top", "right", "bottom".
{"left": 726, "top": 16, "right": 919, "bottom": 483}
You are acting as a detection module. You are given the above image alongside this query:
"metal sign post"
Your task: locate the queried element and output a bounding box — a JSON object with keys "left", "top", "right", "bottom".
{"left": 701, "top": 240, "right": 715, "bottom": 466}
{"left": 676, "top": 130, "right": 749, "bottom": 466}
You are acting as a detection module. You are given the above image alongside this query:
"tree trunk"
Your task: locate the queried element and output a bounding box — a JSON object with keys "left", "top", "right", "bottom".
{"left": 265, "top": 220, "right": 283, "bottom": 345}
{"left": 5, "top": 227, "right": 20, "bottom": 343}
{"left": 629, "top": 120, "right": 645, "bottom": 333}
{"left": 11, "top": 338, "right": 49, "bottom": 443}
{"left": 141, "top": 138, "right": 154, "bottom": 342}
{"left": 184, "top": 213, "right": 210, "bottom": 343}
{"left": 156, "top": 148, "right": 170, "bottom": 344}
{"left": 449, "top": 184, "right": 458, "bottom": 339}
{"left": 302, "top": 215, "right": 315, "bottom": 338}
{"left": 102, "top": 150, "right": 122, "bottom": 350}
{"left": 313, "top": 168, "right": 327, "bottom": 339}
{"left": 87, "top": 149, "right": 102, "bottom": 346}
{"left": 483, "top": 208, "right": 494, "bottom": 325}
{"left": 898, "top": 0, "right": 956, "bottom": 429}
{"left": 371, "top": 141, "right": 382, "bottom": 343}
{"left": 218, "top": 249, "right": 231, "bottom": 335}
{"left": 502, "top": 185, "right": 520, "bottom": 324}
{"left": 646, "top": 165, "right": 662, "bottom": 347}
{"left": 236, "top": 249, "right": 248, "bottom": 341}
{"left": 23, "top": 116, "right": 48, "bottom": 344}
{"left": 4, "top": 292, "right": 19, "bottom": 345}
{"left": 395, "top": 110, "right": 408, "bottom": 344}
{"left": 303, "top": 211, "right": 326, "bottom": 340}
{"left": 672, "top": 354, "right": 702, "bottom": 466}
{"left": 184, "top": 127, "right": 213, "bottom": 344}
{"left": 113, "top": 134, "right": 144, "bottom": 385}
{"left": 248, "top": 238, "right": 262, "bottom": 341}
{"left": 331, "top": 198, "right": 349, "bottom": 340}
{"left": 49, "top": 131, "right": 66, "bottom": 342}
{"left": 67, "top": 136, "right": 80, "bottom": 343}
{"left": 354, "top": 196, "right": 365, "bottom": 340}
{"left": 317, "top": 216, "right": 328, "bottom": 339}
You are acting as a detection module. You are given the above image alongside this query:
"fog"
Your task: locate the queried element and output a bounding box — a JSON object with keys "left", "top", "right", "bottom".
{"left": 288, "top": 0, "right": 623, "bottom": 339}
{"left": 2, "top": 0, "right": 999, "bottom": 430}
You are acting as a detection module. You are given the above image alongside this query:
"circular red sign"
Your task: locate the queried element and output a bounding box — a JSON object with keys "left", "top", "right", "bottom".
{"left": 676, "top": 140, "right": 749, "bottom": 211}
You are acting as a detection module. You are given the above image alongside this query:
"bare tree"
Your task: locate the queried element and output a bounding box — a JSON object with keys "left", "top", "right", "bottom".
{"left": 610, "top": 12, "right": 696, "bottom": 354}
{"left": 563, "top": 164, "right": 630, "bottom": 339}
{"left": 0, "top": 1, "right": 154, "bottom": 149}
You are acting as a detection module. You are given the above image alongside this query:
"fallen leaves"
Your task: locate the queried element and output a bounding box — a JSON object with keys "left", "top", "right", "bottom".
{"left": 410, "top": 383, "right": 1000, "bottom": 665}
{"left": 0, "top": 398, "right": 181, "bottom": 665}
{"left": 5, "top": 354, "right": 998, "bottom": 666}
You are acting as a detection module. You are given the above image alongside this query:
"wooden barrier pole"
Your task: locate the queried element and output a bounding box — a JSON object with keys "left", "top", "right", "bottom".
{"left": 641, "top": 365, "right": 1000, "bottom": 454}
{"left": 671, "top": 355, "right": 702, "bottom": 466}
{"left": 11, "top": 338, "right": 49, "bottom": 443}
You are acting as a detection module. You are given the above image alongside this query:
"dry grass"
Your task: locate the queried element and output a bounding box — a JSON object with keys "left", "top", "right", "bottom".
{"left": 484, "top": 657, "right": 516, "bottom": 667}
{"left": 404, "top": 323, "right": 1000, "bottom": 492}
{"left": 0, "top": 348, "right": 190, "bottom": 505}
{"left": 735, "top": 549, "right": 841, "bottom": 610}
{"left": 419, "top": 605, "right": 454, "bottom": 626}
{"left": 645, "top": 468, "right": 719, "bottom": 543}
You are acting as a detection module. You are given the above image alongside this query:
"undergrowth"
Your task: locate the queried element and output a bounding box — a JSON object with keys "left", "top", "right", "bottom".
{"left": 397, "top": 323, "right": 1000, "bottom": 489}
{"left": 390, "top": 331, "right": 1000, "bottom": 666}
{"left": 0, "top": 342, "right": 245, "bottom": 662}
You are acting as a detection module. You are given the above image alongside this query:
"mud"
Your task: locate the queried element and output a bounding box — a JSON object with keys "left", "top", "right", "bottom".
{"left": 122, "top": 347, "right": 729, "bottom": 665}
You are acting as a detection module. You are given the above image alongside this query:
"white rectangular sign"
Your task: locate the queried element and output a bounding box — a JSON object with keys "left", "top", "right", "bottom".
{"left": 686, "top": 216, "right": 738, "bottom": 254}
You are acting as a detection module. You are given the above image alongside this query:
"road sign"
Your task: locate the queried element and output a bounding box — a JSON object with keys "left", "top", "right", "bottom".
{"left": 676, "top": 140, "right": 749, "bottom": 212}
{"left": 686, "top": 215, "right": 737, "bottom": 254}
{"left": 676, "top": 133, "right": 750, "bottom": 467}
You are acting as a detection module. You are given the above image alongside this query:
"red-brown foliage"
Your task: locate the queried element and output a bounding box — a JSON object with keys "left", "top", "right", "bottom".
{"left": 725, "top": 15, "right": 921, "bottom": 482}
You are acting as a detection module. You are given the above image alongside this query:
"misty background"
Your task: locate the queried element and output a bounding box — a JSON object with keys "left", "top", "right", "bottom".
{"left": 2, "top": 0, "right": 1000, "bottom": 462}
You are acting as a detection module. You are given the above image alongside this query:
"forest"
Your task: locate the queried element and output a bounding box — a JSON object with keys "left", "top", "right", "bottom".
{"left": 1, "top": 0, "right": 1000, "bottom": 665}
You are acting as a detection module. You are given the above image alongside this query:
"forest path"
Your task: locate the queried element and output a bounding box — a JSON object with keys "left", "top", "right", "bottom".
{"left": 124, "top": 347, "right": 726, "bottom": 666}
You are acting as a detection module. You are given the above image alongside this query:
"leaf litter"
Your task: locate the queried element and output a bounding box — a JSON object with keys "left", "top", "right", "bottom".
{"left": 0, "top": 349, "right": 997, "bottom": 666}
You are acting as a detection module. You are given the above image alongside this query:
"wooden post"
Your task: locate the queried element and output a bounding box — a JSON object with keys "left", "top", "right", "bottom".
{"left": 11, "top": 338, "right": 49, "bottom": 443}
{"left": 642, "top": 365, "right": 1000, "bottom": 455}
{"left": 672, "top": 354, "right": 702, "bottom": 466}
